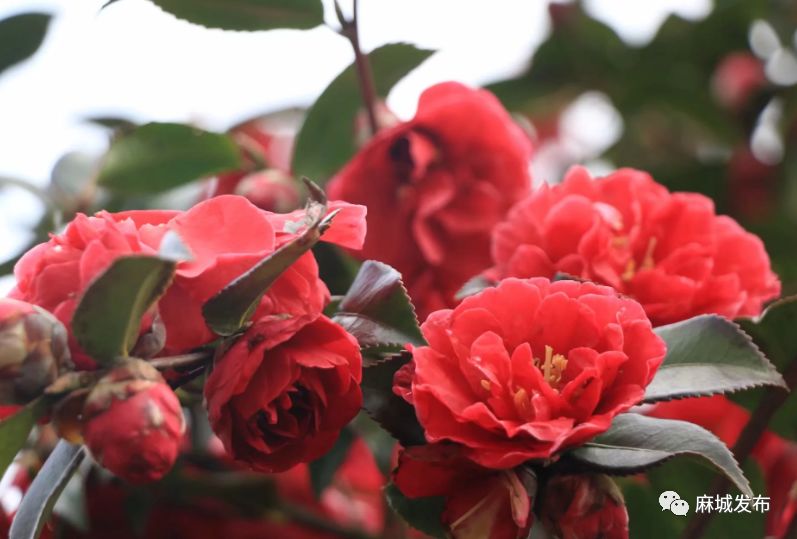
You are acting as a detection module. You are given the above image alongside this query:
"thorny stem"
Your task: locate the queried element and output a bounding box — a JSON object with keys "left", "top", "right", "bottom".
{"left": 680, "top": 357, "right": 797, "bottom": 539}
{"left": 334, "top": 0, "right": 379, "bottom": 136}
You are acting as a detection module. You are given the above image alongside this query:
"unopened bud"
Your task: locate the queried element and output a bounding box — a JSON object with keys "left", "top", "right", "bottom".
{"left": 0, "top": 298, "right": 72, "bottom": 405}
{"left": 82, "top": 359, "right": 185, "bottom": 483}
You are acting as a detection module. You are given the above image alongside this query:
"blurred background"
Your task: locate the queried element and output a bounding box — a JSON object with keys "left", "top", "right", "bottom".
{"left": 1, "top": 0, "right": 796, "bottom": 294}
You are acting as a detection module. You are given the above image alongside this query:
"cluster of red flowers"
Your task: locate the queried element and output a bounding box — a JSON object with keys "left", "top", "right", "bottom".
{"left": 1, "top": 81, "right": 791, "bottom": 539}
{"left": 8, "top": 193, "right": 367, "bottom": 482}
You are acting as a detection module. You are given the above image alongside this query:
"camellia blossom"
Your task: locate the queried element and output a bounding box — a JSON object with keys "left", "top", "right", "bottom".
{"left": 487, "top": 166, "right": 781, "bottom": 325}
{"left": 393, "top": 444, "right": 533, "bottom": 539}
{"left": 328, "top": 82, "right": 533, "bottom": 319}
{"left": 397, "top": 278, "right": 666, "bottom": 469}
{"left": 204, "top": 315, "right": 362, "bottom": 473}
{"left": 10, "top": 212, "right": 159, "bottom": 368}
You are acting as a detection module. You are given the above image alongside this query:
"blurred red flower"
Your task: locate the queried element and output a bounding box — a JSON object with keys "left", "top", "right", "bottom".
{"left": 488, "top": 166, "right": 780, "bottom": 325}
{"left": 328, "top": 82, "right": 533, "bottom": 320}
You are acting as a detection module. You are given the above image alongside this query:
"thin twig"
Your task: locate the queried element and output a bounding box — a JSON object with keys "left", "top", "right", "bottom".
{"left": 680, "top": 358, "right": 797, "bottom": 539}
{"left": 334, "top": 0, "right": 379, "bottom": 136}
{"left": 149, "top": 351, "right": 213, "bottom": 371}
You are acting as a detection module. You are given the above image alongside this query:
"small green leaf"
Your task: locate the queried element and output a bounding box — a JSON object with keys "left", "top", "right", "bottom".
{"left": 333, "top": 260, "right": 425, "bottom": 350}
{"left": 361, "top": 352, "right": 425, "bottom": 447}
{"left": 308, "top": 427, "right": 354, "bottom": 499}
{"left": 292, "top": 43, "right": 434, "bottom": 184}
{"left": 9, "top": 441, "right": 86, "bottom": 539}
{"left": 643, "top": 315, "right": 785, "bottom": 403}
{"left": 147, "top": 0, "right": 323, "bottom": 31}
{"left": 0, "top": 398, "right": 48, "bottom": 479}
{"left": 97, "top": 123, "right": 241, "bottom": 194}
{"left": 0, "top": 13, "right": 51, "bottom": 78}
{"left": 202, "top": 183, "right": 331, "bottom": 336}
{"left": 384, "top": 482, "right": 446, "bottom": 539}
{"left": 569, "top": 414, "right": 751, "bottom": 497}
{"left": 72, "top": 256, "right": 176, "bottom": 363}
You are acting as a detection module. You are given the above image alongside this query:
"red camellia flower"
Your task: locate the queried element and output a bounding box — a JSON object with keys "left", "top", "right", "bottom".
{"left": 328, "top": 82, "right": 533, "bottom": 319}
{"left": 10, "top": 212, "right": 160, "bottom": 368}
{"left": 538, "top": 474, "right": 629, "bottom": 539}
{"left": 204, "top": 315, "right": 362, "bottom": 473}
{"left": 400, "top": 278, "right": 666, "bottom": 469}
{"left": 82, "top": 360, "right": 185, "bottom": 483}
{"left": 393, "top": 444, "right": 533, "bottom": 539}
{"left": 712, "top": 52, "right": 767, "bottom": 111}
{"left": 118, "top": 195, "right": 365, "bottom": 353}
{"left": 487, "top": 166, "right": 780, "bottom": 325}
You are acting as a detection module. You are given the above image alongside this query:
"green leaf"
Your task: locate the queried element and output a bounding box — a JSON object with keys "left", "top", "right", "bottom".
{"left": 97, "top": 123, "right": 241, "bottom": 194}
{"left": 0, "top": 398, "right": 47, "bottom": 479}
{"left": 147, "top": 0, "right": 323, "bottom": 31}
{"left": 454, "top": 274, "right": 494, "bottom": 301}
{"left": 333, "top": 260, "right": 425, "bottom": 350}
{"left": 71, "top": 256, "right": 176, "bottom": 364}
{"left": 308, "top": 427, "right": 354, "bottom": 499}
{"left": 202, "top": 182, "right": 332, "bottom": 336}
{"left": 384, "top": 482, "right": 446, "bottom": 539}
{"left": 643, "top": 315, "right": 785, "bottom": 403}
{"left": 292, "top": 43, "right": 434, "bottom": 184}
{"left": 361, "top": 352, "right": 425, "bottom": 447}
{"left": 0, "top": 13, "right": 51, "bottom": 78}
{"left": 569, "top": 413, "right": 751, "bottom": 497}
{"left": 9, "top": 441, "right": 86, "bottom": 539}
{"left": 734, "top": 296, "right": 797, "bottom": 439}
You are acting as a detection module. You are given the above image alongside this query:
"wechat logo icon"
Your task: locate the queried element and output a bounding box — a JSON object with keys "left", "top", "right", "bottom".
{"left": 659, "top": 491, "right": 690, "bottom": 516}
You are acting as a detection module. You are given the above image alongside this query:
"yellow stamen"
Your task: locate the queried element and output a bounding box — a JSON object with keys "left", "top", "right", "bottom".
{"left": 480, "top": 379, "right": 491, "bottom": 392}
{"left": 641, "top": 237, "right": 658, "bottom": 270}
{"left": 621, "top": 259, "right": 636, "bottom": 282}
{"left": 611, "top": 235, "right": 628, "bottom": 248}
{"left": 541, "top": 345, "right": 568, "bottom": 388}
{"left": 513, "top": 388, "right": 530, "bottom": 416}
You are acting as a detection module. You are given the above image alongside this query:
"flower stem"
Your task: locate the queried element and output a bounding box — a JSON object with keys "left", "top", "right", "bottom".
{"left": 334, "top": 0, "right": 379, "bottom": 137}
{"left": 680, "top": 357, "right": 797, "bottom": 539}
{"left": 149, "top": 351, "right": 213, "bottom": 371}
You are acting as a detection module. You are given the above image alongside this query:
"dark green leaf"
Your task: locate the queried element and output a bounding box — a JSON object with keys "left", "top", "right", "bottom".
{"left": 734, "top": 297, "right": 797, "bottom": 439}
{"left": 361, "top": 352, "right": 425, "bottom": 447}
{"left": 643, "top": 315, "right": 785, "bottom": 403}
{"left": 0, "top": 398, "right": 47, "bottom": 479}
{"left": 333, "top": 260, "right": 424, "bottom": 350}
{"left": 71, "top": 256, "right": 176, "bottom": 363}
{"left": 84, "top": 116, "right": 137, "bottom": 133}
{"left": 308, "top": 427, "right": 354, "bottom": 499}
{"left": 148, "top": 0, "right": 323, "bottom": 31}
{"left": 97, "top": 123, "right": 241, "bottom": 194}
{"left": 9, "top": 441, "right": 85, "bottom": 539}
{"left": 0, "top": 13, "right": 51, "bottom": 78}
{"left": 384, "top": 482, "right": 446, "bottom": 539}
{"left": 292, "top": 43, "right": 434, "bottom": 184}
{"left": 569, "top": 414, "right": 751, "bottom": 497}
{"left": 202, "top": 183, "right": 331, "bottom": 336}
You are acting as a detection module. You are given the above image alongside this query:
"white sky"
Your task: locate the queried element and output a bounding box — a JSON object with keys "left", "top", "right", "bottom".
{"left": 0, "top": 0, "right": 712, "bottom": 294}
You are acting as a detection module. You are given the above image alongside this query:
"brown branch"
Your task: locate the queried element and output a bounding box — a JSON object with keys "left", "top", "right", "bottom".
{"left": 334, "top": 0, "right": 379, "bottom": 137}
{"left": 149, "top": 351, "right": 213, "bottom": 371}
{"left": 680, "top": 357, "right": 797, "bottom": 539}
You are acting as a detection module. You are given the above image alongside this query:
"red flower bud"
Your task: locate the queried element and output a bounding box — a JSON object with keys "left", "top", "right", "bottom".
{"left": 539, "top": 474, "right": 629, "bottom": 539}
{"left": 0, "top": 298, "right": 72, "bottom": 405}
{"left": 82, "top": 359, "right": 184, "bottom": 483}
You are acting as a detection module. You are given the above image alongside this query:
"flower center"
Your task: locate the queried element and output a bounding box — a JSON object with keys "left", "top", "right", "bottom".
{"left": 534, "top": 345, "right": 568, "bottom": 389}
{"left": 621, "top": 236, "right": 657, "bottom": 282}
